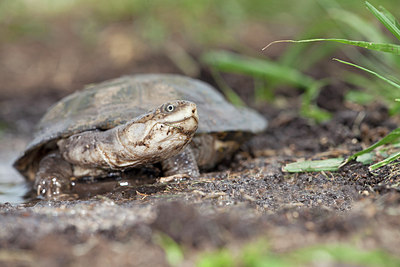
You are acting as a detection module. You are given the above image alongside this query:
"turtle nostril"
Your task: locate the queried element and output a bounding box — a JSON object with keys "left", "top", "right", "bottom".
{"left": 192, "top": 109, "right": 195, "bottom": 114}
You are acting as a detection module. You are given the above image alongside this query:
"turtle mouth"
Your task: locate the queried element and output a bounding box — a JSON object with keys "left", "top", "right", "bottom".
{"left": 156, "top": 116, "right": 198, "bottom": 144}
{"left": 163, "top": 115, "right": 198, "bottom": 130}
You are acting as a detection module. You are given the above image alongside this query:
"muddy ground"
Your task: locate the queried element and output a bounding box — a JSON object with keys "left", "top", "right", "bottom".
{"left": 1, "top": 22, "right": 400, "bottom": 266}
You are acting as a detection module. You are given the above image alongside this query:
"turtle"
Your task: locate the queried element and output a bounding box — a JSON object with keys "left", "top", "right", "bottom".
{"left": 14, "top": 74, "right": 267, "bottom": 198}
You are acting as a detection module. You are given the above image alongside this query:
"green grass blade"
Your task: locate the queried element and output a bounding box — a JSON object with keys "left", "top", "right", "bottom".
{"left": 333, "top": 58, "right": 400, "bottom": 90}
{"left": 300, "top": 80, "right": 331, "bottom": 122}
{"left": 365, "top": 1, "right": 400, "bottom": 41}
{"left": 264, "top": 39, "right": 400, "bottom": 55}
{"left": 344, "top": 127, "right": 400, "bottom": 165}
{"left": 326, "top": 7, "right": 400, "bottom": 69}
{"left": 300, "top": 105, "right": 332, "bottom": 123}
{"left": 209, "top": 68, "right": 246, "bottom": 106}
{"left": 278, "top": 18, "right": 339, "bottom": 71}
{"left": 283, "top": 158, "right": 344, "bottom": 172}
{"left": 328, "top": 8, "right": 389, "bottom": 43}
{"left": 202, "top": 50, "right": 316, "bottom": 88}
{"left": 369, "top": 151, "right": 400, "bottom": 171}
{"left": 356, "top": 151, "right": 375, "bottom": 165}
{"left": 202, "top": 50, "right": 329, "bottom": 122}
{"left": 379, "top": 6, "right": 400, "bottom": 33}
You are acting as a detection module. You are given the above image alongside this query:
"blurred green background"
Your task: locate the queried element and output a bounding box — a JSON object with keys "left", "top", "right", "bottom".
{"left": 1, "top": 0, "right": 400, "bottom": 119}
{"left": 2, "top": 0, "right": 399, "bottom": 45}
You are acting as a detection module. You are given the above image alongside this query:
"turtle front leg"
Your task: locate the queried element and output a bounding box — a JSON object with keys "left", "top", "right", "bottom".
{"left": 35, "top": 152, "right": 73, "bottom": 198}
{"left": 160, "top": 146, "right": 199, "bottom": 182}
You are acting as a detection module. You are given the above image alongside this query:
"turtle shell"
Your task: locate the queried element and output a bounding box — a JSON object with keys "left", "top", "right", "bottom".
{"left": 14, "top": 74, "right": 267, "bottom": 180}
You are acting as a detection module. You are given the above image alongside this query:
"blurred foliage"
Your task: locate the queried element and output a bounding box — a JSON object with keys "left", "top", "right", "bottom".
{"left": 202, "top": 50, "right": 331, "bottom": 121}
{"left": 197, "top": 240, "right": 400, "bottom": 267}
{"left": 0, "top": 120, "right": 7, "bottom": 137}
{"left": 2, "top": 0, "right": 400, "bottom": 120}
{"left": 1, "top": 0, "right": 399, "bottom": 45}
{"left": 153, "top": 233, "right": 184, "bottom": 267}
{"left": 154, "top": 235, "right": 400, "bottom": 267}
{"left": 203, "top": 0, "right": 400, "bottom": 123}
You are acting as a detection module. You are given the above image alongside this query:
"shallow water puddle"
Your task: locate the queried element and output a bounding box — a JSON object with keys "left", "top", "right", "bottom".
{"left": 0, "top": 160, "right": 27, "bottom": 203}
{"left": 0, "top": 137, "right": 29, "bottom": 204}
{"left": 0, "top": 182, "right": 27, "bottom": 204}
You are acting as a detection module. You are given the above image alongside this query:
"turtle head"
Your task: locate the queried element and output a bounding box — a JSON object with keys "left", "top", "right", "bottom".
{"left": 119, "top": 100, "right": 198, "bottom": 163}
{"left": 156, "top": 100, "right": 199, "bottom": 134}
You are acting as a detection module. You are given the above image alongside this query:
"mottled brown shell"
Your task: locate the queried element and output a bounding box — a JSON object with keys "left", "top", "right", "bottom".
{"left": 14, "top": 74, "right": 267, "bottom": 180}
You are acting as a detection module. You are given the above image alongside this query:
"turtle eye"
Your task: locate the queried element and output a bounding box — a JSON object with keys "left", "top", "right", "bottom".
{"left": 165, "top": 104, "right": 175, "bottom": 112}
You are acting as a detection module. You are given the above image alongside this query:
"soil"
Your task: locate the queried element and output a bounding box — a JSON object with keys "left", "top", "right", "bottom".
{"left": 1, "top": 22, "right": 400, "bottom": 266}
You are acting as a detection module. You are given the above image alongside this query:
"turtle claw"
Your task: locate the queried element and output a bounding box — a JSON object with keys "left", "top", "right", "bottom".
{"left": 33, "top": 152, "right": 73, "bottom": 199}
{"left": 35, "top": 176, "right": 70, "bottom": 199}
{"left": 159, "top": 173, "right": 190, "bottom": 183}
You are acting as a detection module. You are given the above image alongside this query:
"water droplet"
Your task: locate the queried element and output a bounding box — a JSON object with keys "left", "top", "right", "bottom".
{"left": 119, "top": 181, "right": 129, "bottom": 186}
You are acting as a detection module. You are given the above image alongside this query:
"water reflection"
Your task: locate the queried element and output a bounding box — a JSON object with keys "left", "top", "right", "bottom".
{"left": 0, "top": 137, "right": 28, "bottom": 204}
{"left": 0, "top": 161, "right": 27, "bottom": 204}
{"left": 0, "top": 182, "right": 28, "bottom": 204}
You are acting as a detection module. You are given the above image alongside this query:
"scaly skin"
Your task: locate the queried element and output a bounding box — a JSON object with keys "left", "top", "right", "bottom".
{"left": 161, "top": 146, "right": 200, "bottom": 178}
